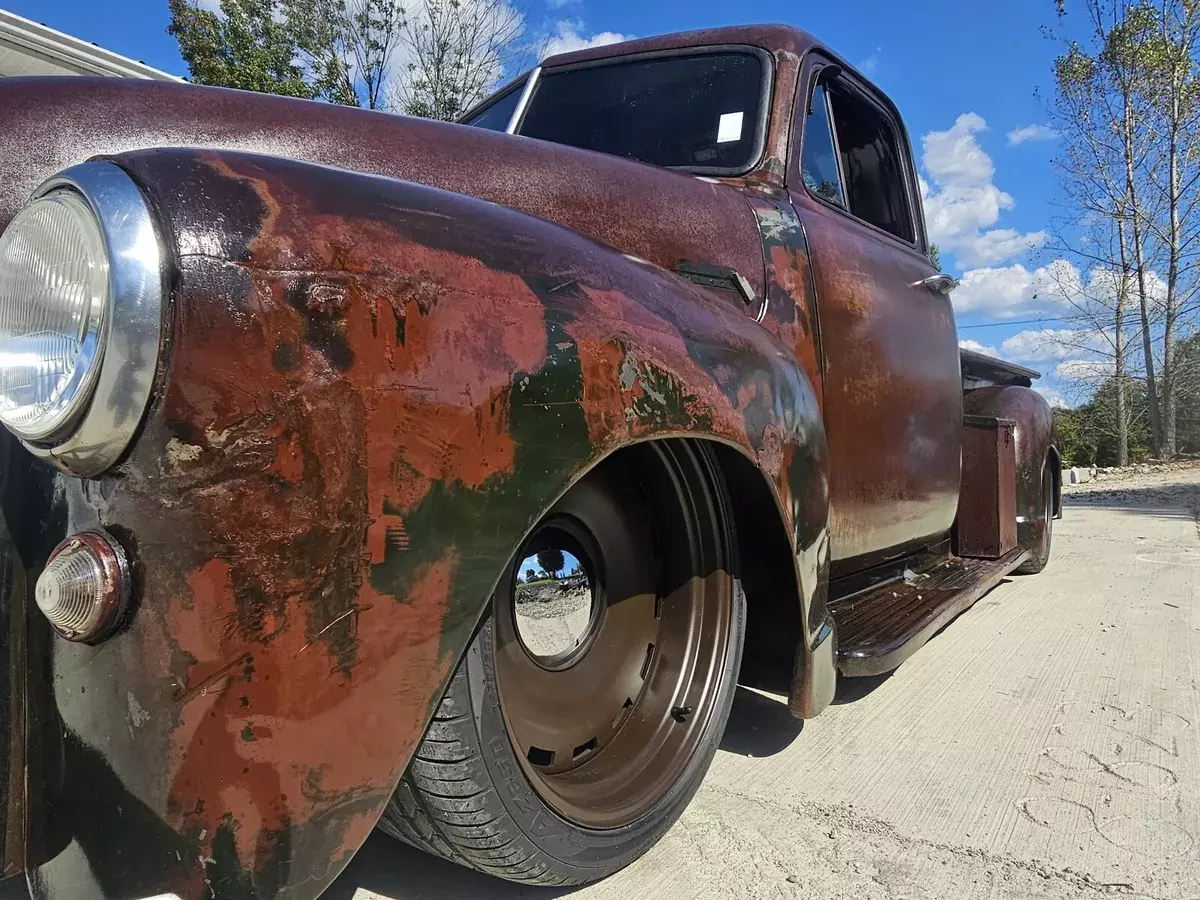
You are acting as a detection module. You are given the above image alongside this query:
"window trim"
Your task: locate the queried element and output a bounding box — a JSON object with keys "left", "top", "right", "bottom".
{"left": 516, "top": 44, "right": 776, "bottom": 177}
{"left": 796, "top": 55, "right": 926, "bottom": 253}
{"left": 804, "top": 81, "right": 848, "bottom": 210}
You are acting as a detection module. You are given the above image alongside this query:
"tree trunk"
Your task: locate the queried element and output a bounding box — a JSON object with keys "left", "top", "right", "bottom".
{"left": 1161, "top": 25, "right": 1187, "bottom": 460}
{"left": 1116, "top": 218, "right": 1131, "bottom": 467}
{"left": 1124, "top": 98, "right": 1164, "bottom": 457}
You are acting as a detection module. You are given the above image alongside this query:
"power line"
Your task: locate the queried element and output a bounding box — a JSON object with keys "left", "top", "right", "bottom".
{"left": 959, "top": 313, "right": 1102, "bottom": 330}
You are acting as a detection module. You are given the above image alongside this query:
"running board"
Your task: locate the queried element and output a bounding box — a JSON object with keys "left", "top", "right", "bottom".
{"left": 830, "top": 548, "right": 1029, "bottom": 677}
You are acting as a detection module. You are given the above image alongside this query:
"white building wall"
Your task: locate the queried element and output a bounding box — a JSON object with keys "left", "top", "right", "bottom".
{"left": 0, "top": 9, "right": 180, "bottom": 79}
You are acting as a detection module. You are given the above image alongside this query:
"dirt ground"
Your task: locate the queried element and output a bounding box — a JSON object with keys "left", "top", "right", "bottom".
{"left": 314, "top": 462, "right": 1200, "bottom": 900}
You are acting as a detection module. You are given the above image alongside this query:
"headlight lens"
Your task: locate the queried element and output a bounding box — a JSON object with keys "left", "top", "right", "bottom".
{"left": 0, "top": 189, "right": 109, "bottom": 441}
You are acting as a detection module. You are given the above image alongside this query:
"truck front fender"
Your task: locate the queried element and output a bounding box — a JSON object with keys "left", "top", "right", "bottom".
{"left": 22, "top": 149, "right": 831, "bottom": 900}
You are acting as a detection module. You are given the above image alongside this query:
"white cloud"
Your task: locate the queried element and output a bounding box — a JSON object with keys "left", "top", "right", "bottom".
{"left": 956, "top": 228, "right": 1048, "bottom": 267}
{"left": 1007, "top": 124, "right": 1058, "bottom": 146}
{"left": 1034, "top": 385, "right": 1070, "bottom": 408}
{"left": 958, "top": 338, "right": 999, "bottom": 357}
{"left": 543, "top": 21, "right": 631, "bottom": 58}
{"left": 952, "top": 262, "right": 1063, "bottom": 316}
{"left": 920, "top": 113, "right": 1046, "bottom": 269}
{"left": 1000, "top": 328, "right": 1109, "bottom": 363}
{"left": 1055, "top": 359, "right": 1113, "bottom": 382}
{"left": 858, "top": 48, "right": 881, "bottom": 76}
{"left": 194, "top": 0, "right": 222, "bottom": 11}
{"left": 924, "top": 113, "right": 993, "bottom": 185}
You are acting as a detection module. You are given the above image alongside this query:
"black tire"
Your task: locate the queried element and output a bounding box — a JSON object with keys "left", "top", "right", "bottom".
{"left": 1015, "top": 465, "right": 1054, "bottom": 574}
{"left": 378, "top": 442, "right": 746, "bottom": 886}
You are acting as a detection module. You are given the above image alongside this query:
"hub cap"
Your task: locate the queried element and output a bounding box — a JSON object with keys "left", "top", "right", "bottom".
{"left": 494, "top": 444, "right": 733, "bottom": 830}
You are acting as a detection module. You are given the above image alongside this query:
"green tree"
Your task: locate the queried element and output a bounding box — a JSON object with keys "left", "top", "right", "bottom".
{"left": 536, "top": 549, "right": 565, "bottom": 580}
{"left": 167, "top": 0, "right": 326, "bottom": 100}
{"left": 523, "top": 567, "right": 537, "bottom": 583}
{"left": 929, "top": 244, "right": 942, "bottom": 270}
{"left": 1054, "top": 373, "right": 1153, "bottom": 466}
{"left": 169, "top": 0, "right": 403, "bottom": 108}
{"left": 169, "top": 0, "right": 528, "bottom": 118}
{"left": 1173, "top": 330, "right": 1200, "bottom": 453}
{"left": 1054, "top": 407, "right": 1098, "bottom": 467}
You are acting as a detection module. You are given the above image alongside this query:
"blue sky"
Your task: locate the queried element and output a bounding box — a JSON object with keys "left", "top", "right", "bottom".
{"left": 8, "top": 0, "right": 1091, "bottom": 404}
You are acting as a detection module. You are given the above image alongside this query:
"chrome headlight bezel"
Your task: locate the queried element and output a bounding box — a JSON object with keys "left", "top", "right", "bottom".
{"left": 0, "top": 162, "right": 165, "bottom": 476}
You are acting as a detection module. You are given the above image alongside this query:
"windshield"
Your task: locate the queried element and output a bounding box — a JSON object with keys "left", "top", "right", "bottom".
{"left": 516, "top": 50, "right": 769, "bottom": 175}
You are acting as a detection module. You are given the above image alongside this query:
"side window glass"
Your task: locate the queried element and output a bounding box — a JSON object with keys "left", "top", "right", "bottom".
{"left": 465, "top": 85, "right": 523, "bottom": 131}
{"left": 802, "top": 84, "right": 847, "bottom": 208}
{"left": 825, "top": 84, "right": 915, "bottom": 242}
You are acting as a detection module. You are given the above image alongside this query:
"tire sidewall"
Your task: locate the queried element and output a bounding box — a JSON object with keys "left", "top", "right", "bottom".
{"left": 466, "top": 581, "right": 745, "bottom": 880}
{"left": 1016, "top": 466, "right": 1053, "bottom": 574}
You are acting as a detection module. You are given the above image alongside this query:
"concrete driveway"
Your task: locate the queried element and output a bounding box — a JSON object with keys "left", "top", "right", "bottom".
{"left": 327, "top": 466, "right": 1200, "bottom": 900}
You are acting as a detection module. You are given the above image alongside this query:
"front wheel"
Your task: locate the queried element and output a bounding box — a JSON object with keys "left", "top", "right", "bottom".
{"left": 378, "top": 441, "right": 745, "bottom": 885}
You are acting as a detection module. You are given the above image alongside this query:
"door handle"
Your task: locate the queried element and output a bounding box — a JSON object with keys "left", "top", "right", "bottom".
{"left": 914, "top": 273, "right": 959, "bottom": 294}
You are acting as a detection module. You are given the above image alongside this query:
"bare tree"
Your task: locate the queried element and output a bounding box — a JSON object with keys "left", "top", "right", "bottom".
{"left": 1135, "top": 0, "right": 1200, "bottom": 456}
{"left": 1050, "top": 0, "right": 1200, "bottom": 459}
{"left": 391, "top": 0, "right": 528, "bottom": 121}
{"left": 301, "top": 0, "right": 406, "bottom": 110}
{"left": 1044, "top": 1, "right": 1161, "bottom": 463}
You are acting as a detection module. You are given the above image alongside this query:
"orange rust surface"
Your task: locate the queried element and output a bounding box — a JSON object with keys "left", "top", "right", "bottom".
{"left": 26, "top": 147, "right": 828, "bottom": 900}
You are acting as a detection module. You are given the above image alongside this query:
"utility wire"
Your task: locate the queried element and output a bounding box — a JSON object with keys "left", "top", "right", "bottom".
{"left": 959, "top": 313, "right": 1104, "bottom": 330}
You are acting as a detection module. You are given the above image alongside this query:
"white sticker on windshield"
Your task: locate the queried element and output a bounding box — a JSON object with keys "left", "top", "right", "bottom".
{"left": 716, "top": 111, "right": 744, "bottom": 144}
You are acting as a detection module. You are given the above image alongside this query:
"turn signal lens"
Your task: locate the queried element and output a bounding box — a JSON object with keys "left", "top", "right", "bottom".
{"left": 35, "top": 532, "right": 129, "bottom": 643}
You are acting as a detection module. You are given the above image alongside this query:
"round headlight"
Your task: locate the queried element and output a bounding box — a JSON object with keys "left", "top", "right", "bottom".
{"left": 0, "top": 189, "right": 109, "bottom": 441}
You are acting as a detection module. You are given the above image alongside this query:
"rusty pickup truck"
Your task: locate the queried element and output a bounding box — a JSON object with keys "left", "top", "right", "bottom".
{"left": 0, "top": 22, "right": 1058, "bottom": 900}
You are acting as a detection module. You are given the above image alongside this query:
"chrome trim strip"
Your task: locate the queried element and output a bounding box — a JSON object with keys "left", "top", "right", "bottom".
{"left": 27, "top": 162, "right": 165, "bottom": 476}
{"left": 506, "top": 66, "right": 541, "bottom": 134}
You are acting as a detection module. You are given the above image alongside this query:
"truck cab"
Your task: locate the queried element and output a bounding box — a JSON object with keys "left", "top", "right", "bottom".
{"left": 465, "top": 26, "right": 1059, "bottom": 670}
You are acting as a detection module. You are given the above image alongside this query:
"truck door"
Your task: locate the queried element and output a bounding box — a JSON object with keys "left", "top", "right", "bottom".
{"left": 789, "top": 57, "right": 962, "bottom": 566}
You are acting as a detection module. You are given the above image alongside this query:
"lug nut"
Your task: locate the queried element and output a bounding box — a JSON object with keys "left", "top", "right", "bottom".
{"left": 35, "top": 531, "right": 130, "bottom": 643}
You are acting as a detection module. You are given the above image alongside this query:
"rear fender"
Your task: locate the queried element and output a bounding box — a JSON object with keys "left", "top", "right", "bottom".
{"left": 26, "top": 149, "right": 830, "bottom": 900}
{"left": 963, "top": 386, "right": 1059, "bottom": 545}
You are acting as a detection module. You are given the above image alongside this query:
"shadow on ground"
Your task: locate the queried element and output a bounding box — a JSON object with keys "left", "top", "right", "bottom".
{"left": 719, "top": 685, "right": 804, "bottom": 756}
{"left": 832, "top": 670, "right": 892, "bottom": 705}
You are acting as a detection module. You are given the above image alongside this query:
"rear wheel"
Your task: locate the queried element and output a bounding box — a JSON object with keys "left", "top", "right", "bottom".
{"left": 1015, "top": 465, "right": 1054, "bottom": 574}
{"left": 378, "top": 441, "right": 745, "bottom": 885}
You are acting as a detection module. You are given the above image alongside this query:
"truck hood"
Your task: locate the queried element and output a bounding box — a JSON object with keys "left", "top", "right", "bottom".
{"left": 0, "top": 77, "right": 764, "bottom": 297}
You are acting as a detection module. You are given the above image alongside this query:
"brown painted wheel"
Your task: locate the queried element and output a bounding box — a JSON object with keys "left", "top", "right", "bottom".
{"left": 379, "top": 440, "right": 745, "bottom": 885}
{"left": 1015, "top": 465, "right": 1054, "bottom": 574}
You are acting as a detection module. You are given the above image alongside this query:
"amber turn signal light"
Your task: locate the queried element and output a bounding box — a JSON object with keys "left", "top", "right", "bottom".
{"left": 35, "top": 531, "right": 130, "bottom": 643}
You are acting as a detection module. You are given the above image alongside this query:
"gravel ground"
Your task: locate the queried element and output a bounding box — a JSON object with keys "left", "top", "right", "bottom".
{"left": 513, "top": 575, "right": 592, "bottom": 657}
{"left": 323, "top": 465, "right": 1200, "bottom": 900}
{"left": 1064, "top": 460, "right": 1200, "bottom": 517}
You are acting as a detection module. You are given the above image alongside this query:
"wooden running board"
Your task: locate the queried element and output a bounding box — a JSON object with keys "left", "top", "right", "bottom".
{"left": 830, "top": 548, "right": 1029, "bottom": 677}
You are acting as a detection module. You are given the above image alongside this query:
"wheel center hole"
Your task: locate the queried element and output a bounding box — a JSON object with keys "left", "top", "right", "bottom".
{"left": 513, "top": 525, "right": 600, "bottom": 667}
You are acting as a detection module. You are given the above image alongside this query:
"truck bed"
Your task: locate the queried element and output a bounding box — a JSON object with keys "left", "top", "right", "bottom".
{"left": 961, "top": 348, "right": 1041, "bottom": 390}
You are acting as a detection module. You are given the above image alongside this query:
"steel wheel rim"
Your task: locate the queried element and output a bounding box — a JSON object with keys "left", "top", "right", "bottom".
{"left": 494, "top": 443, "right": 733, "bottom": 830}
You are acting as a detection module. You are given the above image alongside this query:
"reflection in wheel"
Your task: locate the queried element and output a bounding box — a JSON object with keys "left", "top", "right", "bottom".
{"left": 378, "top": 440, "right": 745, "bottom": 884}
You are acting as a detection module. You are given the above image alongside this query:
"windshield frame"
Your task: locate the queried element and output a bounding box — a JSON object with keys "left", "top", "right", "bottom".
{"left": 465, "top": 45, "right": 775, "bottom": 177}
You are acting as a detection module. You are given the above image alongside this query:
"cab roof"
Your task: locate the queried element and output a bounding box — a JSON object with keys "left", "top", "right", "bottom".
{"left": 540, "top": 23, "right": 821, "bottom": 70}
